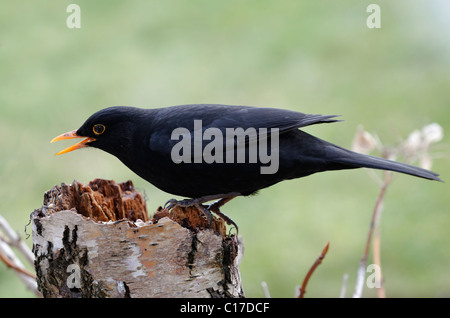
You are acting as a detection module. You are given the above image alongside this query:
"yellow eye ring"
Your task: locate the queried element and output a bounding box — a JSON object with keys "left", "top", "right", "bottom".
{"left": 93, "top": 124, "right": 106, "bottom": 135}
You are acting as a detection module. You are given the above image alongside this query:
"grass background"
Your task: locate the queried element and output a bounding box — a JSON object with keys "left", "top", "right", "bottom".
{"left": 1, "top": 1, "right": 449, "bottom": 298}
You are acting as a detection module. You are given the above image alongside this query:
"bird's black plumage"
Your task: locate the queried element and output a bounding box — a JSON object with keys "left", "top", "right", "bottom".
{"left": 53, "top": 104, "right": 441, "bottom": 200}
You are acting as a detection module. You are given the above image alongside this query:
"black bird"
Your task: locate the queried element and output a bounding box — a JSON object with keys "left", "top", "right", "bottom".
{"left": 51, "top": 104, "right": 441, "bottom": 226}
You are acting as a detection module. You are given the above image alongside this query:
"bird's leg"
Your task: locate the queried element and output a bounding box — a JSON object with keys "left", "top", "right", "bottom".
{"left": 164, "top": 198, "right": 199, "bottom": 210}
{"left": 196, "top": 204, "right": 214, "bottom": 226}
{"left": 207, "top": 196, "right": 238, "bottom": 233}
{"left": 164, "top": 198, "right": 213, "bottom": 224}
{"left": 164, "top": 192, "right": 240, "bottom": 210}
{"left": 164, "top": 193, "right": 240, "bottom": 228}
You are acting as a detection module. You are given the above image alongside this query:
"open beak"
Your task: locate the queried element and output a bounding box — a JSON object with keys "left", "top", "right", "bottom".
{"left": 51, "top": 130, "right": 96, "bottom": 156}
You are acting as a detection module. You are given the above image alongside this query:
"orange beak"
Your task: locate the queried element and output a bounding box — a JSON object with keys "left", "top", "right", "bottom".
{"left": 51, "top": 130, "right": 96, "bottom": 156}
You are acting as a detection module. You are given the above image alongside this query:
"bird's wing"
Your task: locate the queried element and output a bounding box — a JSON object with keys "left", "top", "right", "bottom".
{"left": 155, "top": 104, "right": 340, "bottom": 132}
{"left": 149, "top": 104, "right": 340, "bottom": 154}
{"left": 204, "top": 105, "right": 339, "bottom": 133}
{"left": 200, "top": 105, "right": 341, "bottom": 148}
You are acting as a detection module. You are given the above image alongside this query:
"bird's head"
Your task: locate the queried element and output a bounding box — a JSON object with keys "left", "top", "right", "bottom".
{"left": 51, "top": 106, "right": 143, "bottom": 157}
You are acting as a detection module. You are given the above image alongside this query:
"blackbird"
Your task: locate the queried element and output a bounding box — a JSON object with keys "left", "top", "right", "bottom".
{"left": 51, "top": 104, "right": 441, "bottom": 226}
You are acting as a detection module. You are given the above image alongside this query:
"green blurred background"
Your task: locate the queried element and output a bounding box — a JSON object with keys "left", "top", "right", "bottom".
{"left": 1, "top": 1, "right": 449, "bottom": 298}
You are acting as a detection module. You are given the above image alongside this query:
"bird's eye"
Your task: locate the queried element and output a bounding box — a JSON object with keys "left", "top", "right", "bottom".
{"left": 93, "top": 124, "right": 106, "bottom": 135}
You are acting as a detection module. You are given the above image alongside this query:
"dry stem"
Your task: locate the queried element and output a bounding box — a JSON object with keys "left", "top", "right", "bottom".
{"left": 353, "top": 171, "right": 391, "bottom": 298}
{"left": 298, "top": 241, "right": 330, "bottom": 298}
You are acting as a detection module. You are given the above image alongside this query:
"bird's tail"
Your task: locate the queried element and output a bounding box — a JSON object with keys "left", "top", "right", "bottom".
{"left": 330, "top": 145, "right": 442, "bottom": 181}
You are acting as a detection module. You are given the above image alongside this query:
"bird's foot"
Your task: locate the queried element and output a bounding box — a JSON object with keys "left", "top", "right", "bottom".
{"left": 164, "top": 198, "right": 213, "bottom": 225}
{"left": 207, "top": 199, "right": 239, "bottom": 234}
{"left": 164, "top": 194, "right": 239, "bottom": 233}
{"left": 164, "top": 198, "right": 195, "bottom": 210}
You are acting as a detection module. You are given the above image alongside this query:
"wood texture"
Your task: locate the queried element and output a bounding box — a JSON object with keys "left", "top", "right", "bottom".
{"left": 32, "top": 179, "right": 243, "bottom": 298}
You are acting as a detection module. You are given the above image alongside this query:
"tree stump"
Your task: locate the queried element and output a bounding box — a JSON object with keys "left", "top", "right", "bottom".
{"left": 31, "top": 179, "right": 244, "bottom": 298}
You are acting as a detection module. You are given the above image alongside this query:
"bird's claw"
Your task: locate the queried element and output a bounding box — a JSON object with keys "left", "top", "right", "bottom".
{"left": 207, "top": 203, "right": 239, "bottom": 234}
{"left": 164, "top": 198, "right": 213, "bottom": 226}
{"left": 164, "top": 198, "right": 200, "bottom": 210}
{"left": 164, "top": 196, "right": 238, "bottom": 231}
{"left": 163, "top": 198, "right": 178, "bottom": 210}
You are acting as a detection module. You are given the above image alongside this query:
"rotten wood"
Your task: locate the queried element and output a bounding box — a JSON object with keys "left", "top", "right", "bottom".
{"left": 32, "top": 179, "right": 243, "bottom": 298}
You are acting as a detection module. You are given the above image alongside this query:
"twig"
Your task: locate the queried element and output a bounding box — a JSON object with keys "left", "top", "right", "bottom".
{"left": 0, "top": 244, "right": 36, "bottom": 279}
{"left": 339, "top": 273, "right": 349, "bottom": 298}
{"left": 350, "top": 123, "right": 443, "bottom": 298}
{"left": 0, "top": 215, "right": 40, "bottom": 296}
{"left": 298, "top": 241, "right": 330, "bottom": 298}
{"left": 0, "top": 215, "right": 34, "bottom": 264}
{"left": 0, "top": 237, "right": 40, "bottom": 296}
{"left": 372, "top": 172, "right": 390, "bottom": 298}
{"left": 261, "top": 281, "right": 271, "bottom": 298}
{"left": 353, "top": 171, "right": 391, "bottom": 298}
